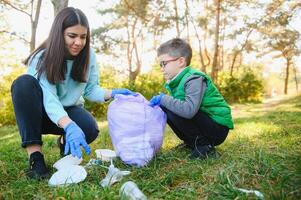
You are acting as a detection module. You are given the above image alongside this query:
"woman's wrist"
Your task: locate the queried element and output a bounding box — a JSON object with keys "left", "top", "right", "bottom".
{"left": 104, "top": 89, "right": 113, "bottom": 101}
{"left": 58, "top": 116, "right": 73, "bottom": 129}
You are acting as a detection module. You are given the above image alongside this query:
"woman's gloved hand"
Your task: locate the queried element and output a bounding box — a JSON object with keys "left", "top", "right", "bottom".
{"left": 64, "top": 121, "right": 91, "bottom": 158}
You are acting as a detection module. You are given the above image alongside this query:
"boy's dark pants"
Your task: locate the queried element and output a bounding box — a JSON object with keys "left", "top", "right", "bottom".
{"left": 161, "top": 106, "right": 229, "bottom": 148}
{"left": 11, "top": 74, "right": 99, "bottom": 148}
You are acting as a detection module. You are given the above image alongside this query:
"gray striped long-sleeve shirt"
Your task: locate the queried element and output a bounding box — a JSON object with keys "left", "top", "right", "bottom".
{"left": 160, "top": 75, "right": 207, "bottom": 119}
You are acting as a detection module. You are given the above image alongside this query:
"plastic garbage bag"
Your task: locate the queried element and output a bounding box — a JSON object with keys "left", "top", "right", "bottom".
{"left": 108, "top": 94, "right": 167, "bottom": 167}
{"left": 100, "top": 163, "right": 131, "bottom": 187}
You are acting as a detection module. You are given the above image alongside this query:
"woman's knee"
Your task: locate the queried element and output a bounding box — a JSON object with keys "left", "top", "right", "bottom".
{"left": 11, "top": 74, "right": 40, "bottom": 94}
{"left": 83, "top": 123, "right": 99, "bottom": 144}
{"left": 70, "top": 119, "right": 99, "bottom": 144}
{"left": 65, "top": 107, "right": 99, "bottom": 144}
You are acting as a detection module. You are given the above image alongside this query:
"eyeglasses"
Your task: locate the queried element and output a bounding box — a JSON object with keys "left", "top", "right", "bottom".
{"left": 160, "top": 57, "right": 180, "bottom": 68}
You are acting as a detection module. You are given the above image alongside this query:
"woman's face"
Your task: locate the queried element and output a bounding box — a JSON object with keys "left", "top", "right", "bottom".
{"left": 64, "top": 24, "right": 88, "bottom": 56}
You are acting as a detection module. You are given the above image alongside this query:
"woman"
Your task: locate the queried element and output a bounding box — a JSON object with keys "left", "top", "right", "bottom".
{"left": 11, "top": 7, "right": 135, "bottom": 179}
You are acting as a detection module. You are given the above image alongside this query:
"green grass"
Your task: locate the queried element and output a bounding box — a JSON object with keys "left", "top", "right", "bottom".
{"left": 0, "top": 95, "right": 300, "bottom": 199}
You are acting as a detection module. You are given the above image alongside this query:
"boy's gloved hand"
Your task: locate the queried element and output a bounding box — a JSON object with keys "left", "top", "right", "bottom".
{"left": 149, "top": 93, "right": 165, "bottom": 107}
{"left": 111, "top": 88, "right": 137, "bottom": 98}
{"left": 64, "top": 121, "right": 91, "bottom": 158}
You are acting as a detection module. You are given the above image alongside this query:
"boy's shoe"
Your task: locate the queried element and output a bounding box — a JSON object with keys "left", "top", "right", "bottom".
{"left": 26, "top": 151, "right": 49, "bottom": 179}
{"left": 57, "top": 135, "right": 65, "bottom": 157}
{"left": 189, "top": 144, "right": 217, "bottom": 159}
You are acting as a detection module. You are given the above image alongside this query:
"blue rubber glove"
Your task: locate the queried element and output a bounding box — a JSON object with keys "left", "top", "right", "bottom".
{"left": 111, "top": 88, "right": 137, "bottom": 98}
{"left": 64, "top": 122, "right": 91, "bottom": 158}
{"left": 149, "top": 93, "right": 165, "bottom": 107}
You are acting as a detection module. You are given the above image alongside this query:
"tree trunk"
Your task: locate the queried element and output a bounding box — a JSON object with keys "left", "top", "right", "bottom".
{"left": 30, "top": 0, "right": 42, "bottom": 52}
{"left": 284, "top": 57, "right": 290, "bottom": 95}
{"left": 51, "top": 0, "right": 69, "bottom": 16}
{"left": 126, "top": 17, "right": 133, "bottom": 85}
{"left": 211, "top": 0, "right": 221, "bottom": 82}
{"left": 30, "top": 22, "right": 37, "bottom": 52}
{"left": 130, "top": 37, "right": 141, "bottom": 85}
{"left": 173, "top": 0, "right": 180, "bottom": 37}
{"left": 230, "top": 30, "right": 253, "bottom": 76}
{"left": 220, "top": 14, "right": 226, "bottom": 71}
{"left": 184, "top": 0, "right": 190, "bottom": 42}
{"left": 293, "top": 64, "right": 298, "bottom": 92}
{"left": 203, "top": 0, "right": 211, "bottom": 69}
{"left": 230, "top": 50, "right": 238, "bottom": 76}
{"left": 127, "top": 17, "right": 140, "bottom": 86}
{"left": 190, "top": 11, "right": 206, "bottom": 71}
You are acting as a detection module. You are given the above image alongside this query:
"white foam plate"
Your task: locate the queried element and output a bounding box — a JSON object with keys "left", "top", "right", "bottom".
{"left": 53, "top": 155, "right": 83, "bottom": 170}
{"left": 48, "top": 165, "right": 87, "bottom": 186}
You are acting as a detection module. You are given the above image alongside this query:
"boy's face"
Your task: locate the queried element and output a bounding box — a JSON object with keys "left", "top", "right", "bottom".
{"left": 159, "top": 54, "right": 186, "bottom": 80}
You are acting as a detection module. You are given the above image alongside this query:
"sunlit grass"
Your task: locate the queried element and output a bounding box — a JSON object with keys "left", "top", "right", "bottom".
{"left": 0, "top": 95, "right": 300, "bottom": 199}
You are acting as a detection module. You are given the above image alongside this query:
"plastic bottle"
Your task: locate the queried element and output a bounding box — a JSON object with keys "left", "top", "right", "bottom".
{"left": 119, "top": 181, "right": 147, "bottom": 200}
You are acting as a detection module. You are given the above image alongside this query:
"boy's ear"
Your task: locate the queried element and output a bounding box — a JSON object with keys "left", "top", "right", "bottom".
{"left": 179, "top": 57, "right": 187, "bottom": 67}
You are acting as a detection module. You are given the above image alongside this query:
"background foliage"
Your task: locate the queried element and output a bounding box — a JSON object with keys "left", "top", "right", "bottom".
{"left": 0, "top": 62, "right": 264, "bottom": 125}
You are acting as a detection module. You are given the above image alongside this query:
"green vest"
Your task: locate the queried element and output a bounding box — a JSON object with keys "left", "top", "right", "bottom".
{"left": 164, "top": 67, "right": 234, "bottom": 129}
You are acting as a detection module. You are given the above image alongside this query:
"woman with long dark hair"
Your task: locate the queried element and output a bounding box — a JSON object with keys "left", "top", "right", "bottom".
{"left": 11, "top": 7, "right": 135, "bottom": 179}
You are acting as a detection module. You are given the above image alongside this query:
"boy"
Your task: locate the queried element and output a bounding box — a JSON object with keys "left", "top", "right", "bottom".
{"left": 149, "top": 38, "right": 233, "bottom": 159}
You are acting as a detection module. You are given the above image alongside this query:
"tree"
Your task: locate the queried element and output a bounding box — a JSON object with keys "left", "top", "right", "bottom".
{"left": 172, "top": 0, "right": 180, "bottom": 37}
{"left": 211, "top": 0, "right": 221, "bottom": 82}
{"left": 147, "top": 1, "right": 171, "bottom": 49}
{"left": 217, "top": 0, "right": 258, "bottom": 77}
{"left": 229, "top": 29, "right": 254, "bottom": 76}
{"left": 0, "top": 0, "right": 42, "bottom": 52}
{"left": 269, "top": 29, "right": 300, "bottom": 94}
{"left": 184, "top": 0, "right": 190, "bottom": 42}
{"left": 93, "top": 0, "right": 150, "bottom": 85}
{"left": 189, "top": 0, "right": 215, "bottom": 73}
{"left": 258, "top": 0, "right": 301, "bottom": 94}
{"left": 51, "top": 0, "right": 68, "bottom": 16}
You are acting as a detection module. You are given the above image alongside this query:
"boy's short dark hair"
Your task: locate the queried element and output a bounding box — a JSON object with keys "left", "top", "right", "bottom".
{"left": 157, "top": 38, "right": 192, "bottom": 66}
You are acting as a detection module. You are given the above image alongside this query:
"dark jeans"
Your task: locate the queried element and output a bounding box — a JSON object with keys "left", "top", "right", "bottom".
{"left": 161, "top": 106, "right": 229, "bottom": 148}
{"left": 11, "top": 74, "right": 99, "bottom": 148}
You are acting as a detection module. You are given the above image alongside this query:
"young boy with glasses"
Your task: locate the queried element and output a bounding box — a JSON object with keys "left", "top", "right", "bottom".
{"left": 149, "top": 38, "right": 233, "bottom": 159}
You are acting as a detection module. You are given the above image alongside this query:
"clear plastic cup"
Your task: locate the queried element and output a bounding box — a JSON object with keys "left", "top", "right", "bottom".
{"left": 120, "top": 181, "right": 147, "bottom": 200}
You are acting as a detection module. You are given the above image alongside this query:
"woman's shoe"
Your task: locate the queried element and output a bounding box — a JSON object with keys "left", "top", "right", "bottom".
{"left": 26, "top": 151, "right": 49, "bottom": 179}
{"left": 57, "top": 135, "right": 65, "bottom": 157}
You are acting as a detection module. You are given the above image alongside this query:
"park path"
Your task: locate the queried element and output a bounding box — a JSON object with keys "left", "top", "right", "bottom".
{"left": 231, "top": 94, "right": 297, "bottom": 118}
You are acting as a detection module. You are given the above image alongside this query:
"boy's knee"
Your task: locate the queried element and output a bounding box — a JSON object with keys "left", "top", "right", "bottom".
{"left": 161, "top": 106, "right": 178, "bottom": 121}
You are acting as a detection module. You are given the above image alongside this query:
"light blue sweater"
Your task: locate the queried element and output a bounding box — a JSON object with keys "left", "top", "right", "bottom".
{"left": 27, "top": 49, "right": 105, "bottom": 125}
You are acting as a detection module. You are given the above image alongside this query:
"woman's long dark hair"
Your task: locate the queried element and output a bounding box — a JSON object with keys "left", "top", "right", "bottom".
{"left": 24, "top": 7, "right": 90, "bottom": 84}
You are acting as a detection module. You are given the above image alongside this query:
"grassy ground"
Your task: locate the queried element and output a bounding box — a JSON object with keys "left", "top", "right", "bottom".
{"left": 0, "top": 95, "right": 300, "bottom": 200}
